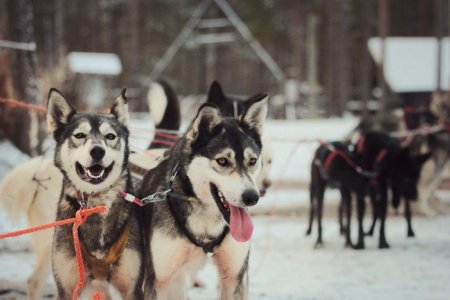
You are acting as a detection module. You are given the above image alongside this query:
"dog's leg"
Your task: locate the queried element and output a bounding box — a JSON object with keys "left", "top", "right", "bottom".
{"left": 52, "top": 247, "right": 80, "bottom": 300}
{"left": 378, "top": 180, "right": 390, "bottom": 249}
{"left": 405, "top": 198, "right": 415, "bottom": 237}
{"left": 146, "top": 231, "right": 192, "bottom": 300}
{"left": 314, "top": 182, "right": 325, "bottom": 248}
{"left": 353, "top": 194, "right": 366, "bottom": 250}
{"left": 338, "top": 196, "right": 345, "bottom": 236}
{"left": 27, "top": 242, "right": 52, "bottom": 300}
{"left": 307, "top": 165, "right": 320, "bottom": 236}
{"left": 214, "top": 235, "right": 250, "bottom": 300}
{"left": 366, "top": 187, "right": 377, "bottom": 236}
{"left": 306, "top": 181, "right": 315, "bottom": 236}
{"left": 340, "top": 188, "right": 352, "bottom": 248}
{"left": 111, "top": 248, "right": 144, "bottom": 300}
{"left": 415, "top": 158, "right": 439, "bottom": 216}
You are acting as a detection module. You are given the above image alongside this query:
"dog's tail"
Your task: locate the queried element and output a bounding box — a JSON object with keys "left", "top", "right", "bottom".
{"left": 147, "top": 79, "right": 181, "bottom": 131}
{"left": 0, "top": 157, "right": 55, "bottom": 223}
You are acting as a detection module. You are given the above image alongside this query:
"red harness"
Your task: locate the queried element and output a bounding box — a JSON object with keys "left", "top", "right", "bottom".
{"left": 152, "top": 131, "right": 179, "bottom": 147}
{"left": 316, "top": 136, "right": 387, "bottom": 183}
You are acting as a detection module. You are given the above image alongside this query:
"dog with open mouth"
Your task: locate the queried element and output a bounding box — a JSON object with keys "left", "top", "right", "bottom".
{"left": 48, "top": 89, "right": 144, "bottom": 299}
{"left": 205, "top": 81, "right": 273, "bottom": 197}
{"left": 138, "top": 93, "right": 268, "bottom": 299}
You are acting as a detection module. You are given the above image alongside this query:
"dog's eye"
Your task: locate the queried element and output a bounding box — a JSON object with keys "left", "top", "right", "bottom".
{"left": 74, "top": 133, "right": 86, "bottom": 139}
{"left": 105, "top": 133, "right": 116, "bottom": 140}
{"left": 216, "top": 157, "right": 229, "bottom": 167}
{"left": 249, "top": 158, "right": 257, "bottom": 166}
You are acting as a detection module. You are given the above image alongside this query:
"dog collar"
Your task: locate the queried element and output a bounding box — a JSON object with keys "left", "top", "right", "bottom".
{"left": 122, "top": 162, "right": 198, "bottom": 206}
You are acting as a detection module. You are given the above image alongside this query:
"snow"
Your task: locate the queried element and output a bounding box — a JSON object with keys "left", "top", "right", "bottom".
{"left": 1, "top": 117, "right": 450, "bottom": 299}
{"left": 67, "top": 52, "right": 122, "bottom": 75}
{"left": 368, "top": 37, "right": 450, "bottom": 92}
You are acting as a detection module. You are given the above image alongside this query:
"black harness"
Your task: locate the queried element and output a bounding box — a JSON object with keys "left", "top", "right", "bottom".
{"left": 140, "top": 162, "right": 229, "bottom": 253}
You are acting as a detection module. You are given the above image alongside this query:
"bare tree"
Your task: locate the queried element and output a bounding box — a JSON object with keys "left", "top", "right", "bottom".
{"left": 1, "top": 0, "right": 40, "bottom": 155}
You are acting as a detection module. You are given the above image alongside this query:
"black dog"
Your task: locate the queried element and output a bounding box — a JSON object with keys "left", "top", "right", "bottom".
{"left": 307, "top": 141, "right": 371, "bottom": 248}
{"left": 307, "top": 131, "right": 429, "bottom": 249}
{"left": 351, "top": 131, "right": 429, "bottom": 249}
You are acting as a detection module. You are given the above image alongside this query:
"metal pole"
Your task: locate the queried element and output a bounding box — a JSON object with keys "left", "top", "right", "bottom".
{"left": 378, "top": 0, "right": 389, "bottom": 111}
{"left": 214, "top": 0, "right": 285, "bottom": 82}
{"left": 435, "top": 0, "right": 443, "bottom": 93}
{"left": 150, "top": 0, "right": 213, "bottom": 80}
{"left": 306, "top": 13, "right": 319, "bottom": 118}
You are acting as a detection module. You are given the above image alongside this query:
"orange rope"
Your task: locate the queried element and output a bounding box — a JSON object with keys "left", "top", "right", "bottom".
{"left": 0, "top": 97, "right": 47, "bottom": 113}
{"left": 71, "top": 206, "right": 107, "bottom": 300}
{"left": 0, "top": 205, "right": 107, "bottom": 299}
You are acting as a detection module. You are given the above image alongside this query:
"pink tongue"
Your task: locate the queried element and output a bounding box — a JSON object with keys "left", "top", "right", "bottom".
{"left": 229, "top": 205, "right": 254, "bottom": 242}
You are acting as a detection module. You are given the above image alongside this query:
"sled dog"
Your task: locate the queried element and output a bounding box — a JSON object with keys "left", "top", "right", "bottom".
{"left": 139, "top": 94, "right": 268, "bottom": 299}
{"left": 48, "top": 88, "right": 144, "bottom": 299}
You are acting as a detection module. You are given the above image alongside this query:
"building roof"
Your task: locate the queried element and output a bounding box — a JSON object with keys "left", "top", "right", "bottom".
{"left": 368, "top": 37, "right": 449, "bottom": 93}
{"left": 67, "top": 52, "right": 122, "bottom": 75}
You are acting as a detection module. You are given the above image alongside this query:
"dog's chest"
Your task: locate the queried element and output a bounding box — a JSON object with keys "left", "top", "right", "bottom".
{"left": 75, "top": 192, "right": 127, "bottom": 259}
{"left": 186, "top": 204, "right": 225, "bottom": 238}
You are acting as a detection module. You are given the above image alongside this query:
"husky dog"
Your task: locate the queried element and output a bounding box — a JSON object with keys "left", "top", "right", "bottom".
{"left": 308, "top": 132, "right": 429, "bottom": 249}
{"left": 130, "top": 80, "right": 181, "bottom": 181}
{"left": 47, "top": 89, "right": 144, "bottom": 299}
{"left": 146, "top": 79, "right": 181, "bottom": 149}
{"left": 350, "top": 93, "right": 450, "bottom": 216}
{"left": 307, "top": 141, "right": 367, "bottom": 248}
{"left": 206, "top": 81, "right": 273, "bottom": 196}
{"left": 139, "top": 94, "right": 268, "bottom": 299}
{"left": 351, "top": 132, "right": 429, "bottom": 248}
{"left": 0, "top": 81, "right": 181, "bottom": 299}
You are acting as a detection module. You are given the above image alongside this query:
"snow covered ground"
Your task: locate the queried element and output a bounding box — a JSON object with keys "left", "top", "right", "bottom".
{"left": 1, "top": 118, "right": 449, "bottom": 300}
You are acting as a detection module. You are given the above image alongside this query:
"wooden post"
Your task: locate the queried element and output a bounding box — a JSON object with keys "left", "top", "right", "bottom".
{"left": 306, "top": 13, "right": 319, "bottom": 118}
{"left": 435, "top": 0, "right": 443, "bottom": 94}
{"left": 361, "top": 0, "right": 371, "bottom": 117}
{"left": 378, "top": 0, "right": 389, "bottom": 111}
{"left": 2, "top": 0, "right": 40, "bottom": 155}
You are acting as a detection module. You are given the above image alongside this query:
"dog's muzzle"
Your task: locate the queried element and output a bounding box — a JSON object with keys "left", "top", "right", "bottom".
{"left": 75, "top": 161, "right": 114, "bottom": 184}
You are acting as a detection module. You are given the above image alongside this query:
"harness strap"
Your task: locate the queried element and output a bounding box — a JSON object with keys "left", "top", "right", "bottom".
{"left": 66, "top": 222, "right": 131, "bottom": 280}
{"left": 164, "top": 185, "right": 229, "bottom": 253}
{"left": 356, "top": 136, "right": 365, "bottom": 154}
{"left": 181, "top": 224, "right": 229, "bottom": 253}
{"left": 318, "top": 142, "right": 377, "bottom": 178}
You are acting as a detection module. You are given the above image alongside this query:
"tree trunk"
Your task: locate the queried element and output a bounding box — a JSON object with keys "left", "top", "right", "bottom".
{"left": 1, "top": 0, "right": 40, "bottom": 155}
{"left": 360, "top": 0, "right": 371, "bottom": 117}
{"left": 377, "top": 0, "right": 389, "bottom": 111}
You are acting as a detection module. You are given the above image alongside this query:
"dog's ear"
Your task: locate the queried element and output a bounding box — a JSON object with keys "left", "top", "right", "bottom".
{"left": 110, "top": 88, "right": 129, "bottom": 126}
{"left": 186, "top": 103, "right": 222, "bottom": 140}
{"left": 47, "top": 88, "right": 76, "bottom": 134}
{"left": 206, "top": 81, "right": 226, "bottom": 105}
{"left": 241, "top": 93, "right": 269, "bottom": 135}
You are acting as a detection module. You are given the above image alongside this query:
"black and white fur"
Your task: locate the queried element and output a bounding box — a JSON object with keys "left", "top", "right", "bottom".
{"left": 206, "top": 81, "right": 273, "bottom": 196}
{"left": 139, "top": 94, "right": 268, "bottom": 299}
{"left": 147, "top": 79, "right": 181, "bottom": 149}
{"left": 48, "top": 89, "right": 144, "bottom": 299}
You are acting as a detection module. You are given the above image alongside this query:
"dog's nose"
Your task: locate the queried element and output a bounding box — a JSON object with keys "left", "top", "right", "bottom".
{"left": 90, "top": 146, "right": 105, "bottom": 161}
{"left": 242, "top": 189, "right": 259, "bottom": 206}
{"left": 263, "top": 179, "right": 272, "bottom": 189}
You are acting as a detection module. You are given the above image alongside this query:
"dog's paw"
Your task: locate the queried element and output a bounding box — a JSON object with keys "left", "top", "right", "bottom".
{"left": 353, "top": 242, "right": 365, "bottom": 250}
{"left": 305, "top": 228, "right": 312, "bottom": 236}
{"left": 314, "top": 241, "right": 324, "bottom": 249}
{"left": 365, "top": 229, "right": 374, "bottom": 236}
{"left": 407, "top": 230, "right": 415, "bottom": 238}
{"left": 378, "top": 241, "right": 390, "bottom": 249}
